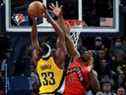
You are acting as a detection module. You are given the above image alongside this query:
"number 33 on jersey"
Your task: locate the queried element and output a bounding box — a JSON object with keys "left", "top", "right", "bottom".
{"left": 36, "top": 57, "right": 64, "bottom": 94}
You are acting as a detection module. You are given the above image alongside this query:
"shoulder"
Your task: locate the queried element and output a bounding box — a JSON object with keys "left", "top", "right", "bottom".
{"left": 69, "top": 57, "right": 80, "bottom": 67}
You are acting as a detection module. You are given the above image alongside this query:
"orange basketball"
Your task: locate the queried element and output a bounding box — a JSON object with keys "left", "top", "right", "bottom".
{"left": 28, "top": 1, "right": 45, "bottom": 17}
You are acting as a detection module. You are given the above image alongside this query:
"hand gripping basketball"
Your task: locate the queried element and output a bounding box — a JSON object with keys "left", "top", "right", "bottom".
{"left": 28, "top": 1, "right": 46, "bottom": 17}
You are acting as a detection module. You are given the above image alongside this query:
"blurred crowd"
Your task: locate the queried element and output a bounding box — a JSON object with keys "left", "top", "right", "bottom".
{"left": 0, "top": 34, "right": 9, "bottom": 95}
{"left": 80, "top": 36, "right": 126, "bottom": 95}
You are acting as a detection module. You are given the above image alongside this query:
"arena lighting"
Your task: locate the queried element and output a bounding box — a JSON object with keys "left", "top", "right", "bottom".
{"left": 5, "top": 0, "right": 119, "bottom": 33}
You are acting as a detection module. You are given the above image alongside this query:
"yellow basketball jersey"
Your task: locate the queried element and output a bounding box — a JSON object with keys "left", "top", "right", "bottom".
{"left": 36, "top": 57, "right": 64, "bottom": 94}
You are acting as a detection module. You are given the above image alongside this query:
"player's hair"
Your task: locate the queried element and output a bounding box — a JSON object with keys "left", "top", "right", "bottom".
{"left": 77, "top": 46, "right": 90, "bottom": 62}
{"left": 78, "top": 46, "right": 88, "bottom": 56}
{"left": 40, "top": 42, "right": 51, "bottom": 59}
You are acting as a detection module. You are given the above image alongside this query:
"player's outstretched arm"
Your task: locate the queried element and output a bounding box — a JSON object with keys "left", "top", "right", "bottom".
{"left": 31, "top": 17, "right": 40, "bottom": 50}
{"left": 45, "top": 10, "right": 64, "bottom": 36}
{"left": 57, "top": 14, "right": 79, "bottom": 58}
{"left": 44, "top": 6, "right": 66, "bottom": 65}
{"left": 30, "top": 17, "right": 41, "bottom": 64}
{"left": 49, "top": 2, "right": 79, "bottom": 58}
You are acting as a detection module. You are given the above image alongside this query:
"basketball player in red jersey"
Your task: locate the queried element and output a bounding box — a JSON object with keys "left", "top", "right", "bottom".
{"left": 49, "top": 2, "right": 100, "bottom": 95}
{"left": 30, "top": 3, "right": 67, "bottom": 94}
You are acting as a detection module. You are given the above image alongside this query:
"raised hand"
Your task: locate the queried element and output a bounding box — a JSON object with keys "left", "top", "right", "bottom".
{"left": 49, "top": 1, "right": 63, "bottom": 17}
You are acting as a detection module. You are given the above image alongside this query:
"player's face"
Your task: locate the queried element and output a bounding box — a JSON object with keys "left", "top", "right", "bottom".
{"left": 80, "top": 51, "right": 90, "bottom": 62}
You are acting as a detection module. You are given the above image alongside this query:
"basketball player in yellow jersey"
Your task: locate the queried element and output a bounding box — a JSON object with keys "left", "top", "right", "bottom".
{"left": 30, "top": 4, "right": 67, "bottom": 95}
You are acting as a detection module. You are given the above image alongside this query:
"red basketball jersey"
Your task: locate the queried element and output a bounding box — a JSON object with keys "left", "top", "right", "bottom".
{"left": 64, "top": 57, "right": 91, "bottom": 95}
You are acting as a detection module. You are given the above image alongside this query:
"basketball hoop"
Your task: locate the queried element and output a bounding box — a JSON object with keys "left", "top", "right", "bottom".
{"left": 64, "top": 19, "right": 84, "bottom": 48}
{"left": 69, "top": 31, "right": 80, "bottom": 49}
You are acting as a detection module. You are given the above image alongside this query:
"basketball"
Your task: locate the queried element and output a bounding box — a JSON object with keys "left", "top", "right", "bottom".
{"left": 28, "top": 1, "right": 45, "bottom": 17}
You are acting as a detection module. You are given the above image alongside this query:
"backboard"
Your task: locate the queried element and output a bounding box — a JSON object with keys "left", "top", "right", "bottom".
{"left": 5, "top": 0, "right": 119, "bottom": 33}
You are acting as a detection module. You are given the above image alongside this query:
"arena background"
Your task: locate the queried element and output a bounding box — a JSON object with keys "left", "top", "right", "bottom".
{"left": 0, "top": 0, "right": 126, "bottom": 95}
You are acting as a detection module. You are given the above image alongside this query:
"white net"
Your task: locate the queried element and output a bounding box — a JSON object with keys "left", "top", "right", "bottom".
{"left": 64, "top": 20, "right": 83, "bottom": 48}
{"left": 69, "top": 31, "right": 81, "bottom": 49}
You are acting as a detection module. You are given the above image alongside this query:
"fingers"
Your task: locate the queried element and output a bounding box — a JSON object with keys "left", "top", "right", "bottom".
{"left": 49, "top": 3, "right": 55, "bottom": 10}
{"left": 60, "top": 5, "right": 63, "bottom": 10}
{"left": 43, "top": 13, "right": 47, "bottom": 18}
{"left": 43, "top": 4, "right": 47, "bottom": 10}
{"left": 31, "top": 17, "right": 37, "bottom": 24}
{"left": 51, "top": 3, "right": 55, "bottom": 8}
{"left": 49, "top": 2, "right": 63, "bottom": 9}
{"left": 56, "top": 1, "right": 59, "bottom": 7}
{"left": 49, "top": 5, "right": 54, "bottom": 10}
